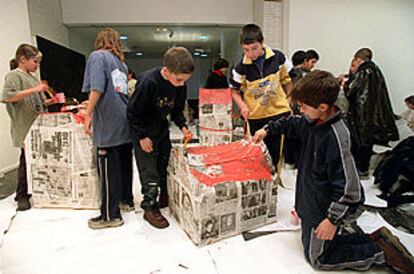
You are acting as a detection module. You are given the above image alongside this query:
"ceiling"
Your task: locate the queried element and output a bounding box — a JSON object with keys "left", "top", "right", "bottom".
{"left": 69, "top": 25, "right": 242, "bottom": 58}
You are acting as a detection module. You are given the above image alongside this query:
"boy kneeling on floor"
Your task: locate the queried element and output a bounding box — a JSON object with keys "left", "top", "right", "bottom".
{"left": 253, "top": 70, "right": 414, "bottom": 273}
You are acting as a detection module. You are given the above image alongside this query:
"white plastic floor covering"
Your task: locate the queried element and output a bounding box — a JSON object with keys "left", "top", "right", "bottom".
{"left": 1, "top": 168, "right": 412, "bottom": 274}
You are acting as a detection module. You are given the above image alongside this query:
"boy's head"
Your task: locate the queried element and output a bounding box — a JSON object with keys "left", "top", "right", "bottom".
{"left": 354, "top": 47, "right": 372, "bottom": 62}
{"left": 128, "top": 69, "right": 136, "bottom": 80}
{"left": 302, "top": 49, "right": 319, "bottom": 71}
{"left": 240, "top": 24, "right": 264, "bottom": 61}
{"left": 213, "top": 58, "right": 229, "bottom": 72}
{"left": 162, "top": 47, "right": 195, "bottom": 87}
{"left": 405, "top": 95, "right": 414, "bottom": 110}
{"left": 291, "top": 50, "right": 306, "bottom": 67}
{"left": 291, "top": 70, "right": 340, "bottom": 120}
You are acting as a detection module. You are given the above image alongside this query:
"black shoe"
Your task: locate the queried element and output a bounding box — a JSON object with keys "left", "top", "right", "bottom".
{"left": 17, "top": 197, "right": 31, "bottom": 211}
{"left": 358, "top": 170, "right": 370, "bottom": 180}
{"left": 88, "top": 215, "right": 124, "bottom": 230}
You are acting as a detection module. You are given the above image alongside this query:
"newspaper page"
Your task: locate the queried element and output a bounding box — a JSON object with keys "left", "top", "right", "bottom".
{"left": 25, "top": 113, "right": 99, "bottom": 209}
{"left": 168, "top": 140, "right": 277, "bottom": 245}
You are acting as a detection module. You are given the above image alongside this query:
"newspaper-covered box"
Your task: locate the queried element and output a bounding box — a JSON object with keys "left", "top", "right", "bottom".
{"left": 168, "top": 141, "right": 277, "bottom": 245}
{"left": 198, "top": 88, "right": 233, "bottom": 146}
{"left": 24, "top": 113, "right": 100, "bottom": 209}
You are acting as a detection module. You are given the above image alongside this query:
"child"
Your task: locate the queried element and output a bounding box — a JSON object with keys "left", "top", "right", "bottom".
{"left": 302, "top": 49, "right": 319, "bottom": 72}
{"left": 82, "top": 28, "right": 133, "bottom": 229}
{"left": 230, "top": 23, "right": 292, "bottom": 168}
{"left": 127, "top": 47, "right": 194, "bottom": 229}
{"left": 253, "top": 70, "right": 413, "bottom": 272}
{"left": 400, "top": 95, "right": 414, "bottom": 130}
{"left": 288, "top": 50, "right": 307, "bottom": 85}
{"left": 204, "top": 58, "right": 229, "bottom": 89}
{"left": 2, "top": 44, "right": 52, "bottom": 211}
{"left": 127, "top": 69, "right": 137, "bottom": 97}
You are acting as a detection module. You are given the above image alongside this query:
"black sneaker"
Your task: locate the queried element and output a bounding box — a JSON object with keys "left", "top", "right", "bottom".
{"left": 88, "top": 215, "right": 124, "bottom": 230}
{"left": 358, "top": 170, "right": 370, "bottom": 180}
{"left": 17, "top": 197, "right": 31, "bottom": 211}
{"left": 119, "top": 201, "right": 135, "bottom": 212}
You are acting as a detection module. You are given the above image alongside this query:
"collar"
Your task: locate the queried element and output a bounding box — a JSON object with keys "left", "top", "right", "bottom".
{"left": 313, "top": 107, "right": 342, "bottom": 128}
{"left": 17, "top": 67, "right": 31, "bottom": 75}
{"left": 214, "top": 69, "right": 223, "bottom": 77}
{"left": 242, "top": 44, "right": 274, "bottom": 65}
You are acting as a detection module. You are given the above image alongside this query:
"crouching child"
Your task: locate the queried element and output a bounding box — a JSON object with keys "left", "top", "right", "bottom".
{"left": 253, "top": 70, "right": 414, "bottom": 273}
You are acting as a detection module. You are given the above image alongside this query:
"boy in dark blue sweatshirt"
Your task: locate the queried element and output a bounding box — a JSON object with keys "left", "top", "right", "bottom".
{"left": 253, "top": 70, "right": 413, "bottom": 273}
{"left": 127, "top": 47, "right": 193, "bottom": 229}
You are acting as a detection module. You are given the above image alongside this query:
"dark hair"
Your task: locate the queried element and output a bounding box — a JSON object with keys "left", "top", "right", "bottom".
{"left": 15, "top": 44, "right": 41, "bottom": 62}
{"left": 291, "top": 50, "right": 306, "bottom": 66}
{"left": 240, "top": 24, "right": 264, "bottom": 45}
{"left": 213, "top": 58, "right": 229, "bottom": 70}
{"left": 291, "top": 70, "right": 339, "bottom": 108}
{"left": 354, "top": 48, "right": 372, "bottom": 61}
{"left": 9, "top": 58, "right": 18, "bottom": 70}
{"left": 94, "top": 28, "right": 125, "bottom": 62}
{"left": 405, "top": 95, "right": 414, "bottom": 105}
{"left": 305, "top": 49, "right": 319, "bottom": 61}
{"left": 163, "top": 47, "right": 195, "bottom": 74}
{"left": 128, "top": 69, "right": 136, "bottom": 79}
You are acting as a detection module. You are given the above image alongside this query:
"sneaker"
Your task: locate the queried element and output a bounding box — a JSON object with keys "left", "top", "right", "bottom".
{"left": 369, "top": 227, "right": 414, "bottom": 273}
{"left": 358, "top": 170, "right": 370, "bottom": 180}
{"left": 17, "top": 197, "right": 31, "bottom": 211}
{"left": 143, "top": 209, "right": 169, "bottom": 229}
{"left": 88, "top": 215, "right": 124, "bottom": 230}
{"left": 158, "top": 191, "right": 169, "bottom": 209}
{"left": 119, "top": 201, "right": 135, "bottom": 212}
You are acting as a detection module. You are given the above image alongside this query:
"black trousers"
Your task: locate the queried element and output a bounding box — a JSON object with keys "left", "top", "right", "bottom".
{"left": 133, "top": 133, "right": 171, "bottom": 210}
{"left": 301, "top": 221, "right": 385, "bottom": 271}
{"left": 351, "top": 139, "right": 374, "bottom": 173}
{"left": 248, "top": 112, "right": 290, "bottom": 167}
{"left": 15, "top": 148, "right": 31, "bottom": 201}
{"left": 96, "top": 143, "right": 133, "bottom": 221}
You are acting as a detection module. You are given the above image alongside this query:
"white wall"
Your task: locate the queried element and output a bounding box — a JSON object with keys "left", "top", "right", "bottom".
{"left": 287, "top": 0, "right": 414, "bottom": 113}
{"left": 0, "top": 0, "right": 32, "bottom": 173}
{"left": 61, "top": 0, "right": 253, "bottom": 25}
{"left": 68, "top": 30, "right": 94, "bottom": 56}
{"left": 27, "top": 0, "right": 69, "bottom": 47}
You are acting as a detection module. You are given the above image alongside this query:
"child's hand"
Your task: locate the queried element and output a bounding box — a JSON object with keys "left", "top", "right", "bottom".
{"left": 337, "top": 74, "right": 346, "bottom": 87}
{"left": 140, "top": 137, "right": 153, "bottom": 153}
{"left": 182, "top": 127, "right": 192, "bottom": 142}
{"left": 315, "top": 218, "right": 337, "bottom": 240}
{"left": 83, "top": 114, "right": 92, "bottom": 136}
{"left": 36, "top": 83, "right": 49, "bottom": 93}
{"left": 240, "top": 106, "right": 249, "bottom": 120}
{"left": 252, "top": 129, "right": 267, "bottom": 144}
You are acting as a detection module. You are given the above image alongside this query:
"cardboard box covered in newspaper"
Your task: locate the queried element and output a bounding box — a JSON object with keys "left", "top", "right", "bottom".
{"left": 24, "top": 113, "right": 100, "bottom": 209}
{"left": 168, "top": 141, "right": 277, "bottom": 245}
{"left": 198, "top": 88, "right": 233, "bottom": 146}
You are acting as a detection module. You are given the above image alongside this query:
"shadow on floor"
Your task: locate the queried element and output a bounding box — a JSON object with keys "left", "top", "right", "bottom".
{"left": 0, "top": 169, "right": 17, "bottom": 200}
